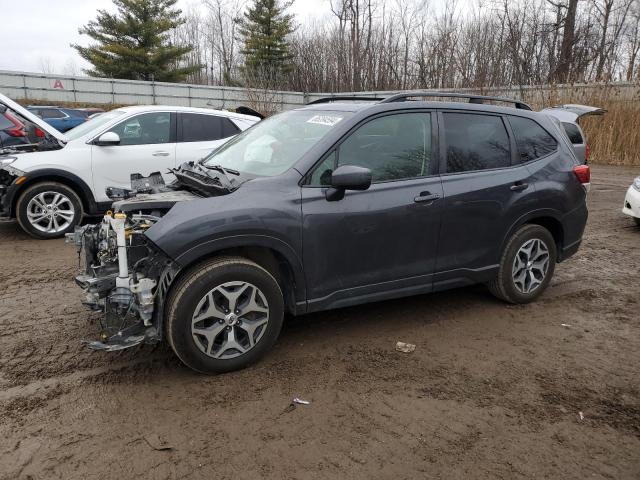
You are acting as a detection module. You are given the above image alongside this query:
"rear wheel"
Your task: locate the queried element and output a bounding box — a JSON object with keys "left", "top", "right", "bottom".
{"left": 488, "top": 224, "right": 556, "bottom": 304}
{"left": 166, "top": 257, "right": 284, "bottom": 374}
{"left": 634, "top": 217, "right": 640, "bottom": 227}
{"left": 16, "top": 182, "right": 83, "bottom": 239}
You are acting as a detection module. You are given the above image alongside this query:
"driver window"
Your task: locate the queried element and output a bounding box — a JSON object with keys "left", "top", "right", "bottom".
{"left": 107, "top": 112, "right": 171, "bottom": 146}
{"left": 309, "top": 113, "right": 431, "bottom": 185}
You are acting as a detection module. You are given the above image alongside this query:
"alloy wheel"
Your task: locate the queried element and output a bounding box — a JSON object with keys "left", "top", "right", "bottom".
{"left": 191, "top": 281, "right": 270, "bottom": 359}
{"left": 26, "top": 191, "right": 76, "bottom": 233}
{"left": 512, "top": 238, "right": 550, "bottom": 294}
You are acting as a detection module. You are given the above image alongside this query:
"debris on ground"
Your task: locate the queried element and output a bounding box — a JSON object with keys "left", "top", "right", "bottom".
{"left": 396, "top": 341, "right": 416, "bottom": 353}
{"left": 561, "top": 323, "right": 572, "bottom": 328}
{"left": 143, "top": 433, "right": 173, "bottom": 451}
{"left": 293, "top": 397, "right": 311, "bottom": 405}
{"left": 579, "top": 411, "right": 585, "bottom": 421}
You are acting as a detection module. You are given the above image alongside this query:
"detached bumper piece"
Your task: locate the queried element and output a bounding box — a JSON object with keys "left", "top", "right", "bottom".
{"left": 85, "top": 326, "right": 159, "bottom": 352}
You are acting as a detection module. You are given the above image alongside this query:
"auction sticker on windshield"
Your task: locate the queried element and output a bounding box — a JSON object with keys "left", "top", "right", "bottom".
{"left": 306, "top": 115, "right": 344, "bottom": 126}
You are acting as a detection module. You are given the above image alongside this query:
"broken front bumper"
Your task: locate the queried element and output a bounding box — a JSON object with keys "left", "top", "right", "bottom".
{"left": 67, "top": 217, "right": 179, "bottom": 352}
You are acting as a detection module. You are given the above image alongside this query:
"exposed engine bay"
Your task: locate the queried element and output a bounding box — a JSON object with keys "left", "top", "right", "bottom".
{"left": 66, "top": 162, "right": 244, "bottom": 351}
{"left": 67, "top": 211, "right": 176, "bottom": 350}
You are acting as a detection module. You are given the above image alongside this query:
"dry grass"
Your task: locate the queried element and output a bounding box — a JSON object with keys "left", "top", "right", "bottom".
{"left": 516, "top": 85, "right": 640, "bottom": 167}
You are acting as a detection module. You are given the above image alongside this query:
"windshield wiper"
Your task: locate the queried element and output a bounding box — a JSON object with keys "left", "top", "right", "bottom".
{"left": 203, "top": 164, "right": 240, "bottom": 176}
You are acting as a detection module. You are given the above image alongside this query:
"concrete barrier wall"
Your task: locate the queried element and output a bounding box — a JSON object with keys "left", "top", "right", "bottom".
{"left": 1, "top": 70, "right": 638, "bottom": 110}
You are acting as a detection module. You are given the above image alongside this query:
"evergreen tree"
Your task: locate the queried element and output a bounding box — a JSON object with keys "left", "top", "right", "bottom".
{"left": 238, "top": 0, "right": 295, "bottom": 83}
{"left": 72, "top": 0, "right": 201, "bottom": 82}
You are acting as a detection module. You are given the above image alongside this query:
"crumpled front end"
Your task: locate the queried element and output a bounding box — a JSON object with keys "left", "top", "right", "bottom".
{"left": 67, "top": 211, "right": 178, "bottom": 351}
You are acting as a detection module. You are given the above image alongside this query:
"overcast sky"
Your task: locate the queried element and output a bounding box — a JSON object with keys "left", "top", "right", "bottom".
{"left": 1, "top": 0, "right": 473, "bottom": 75}
{"left": 0, "top": 0, "right": 331, "bottom": 74}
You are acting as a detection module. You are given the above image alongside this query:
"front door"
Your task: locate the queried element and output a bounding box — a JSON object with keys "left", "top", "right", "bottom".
{"left": 91, "top": 111, "right": 177, "bottom": 202}
{"left": 301, "top": 111, "right": 444, "bottom": 311}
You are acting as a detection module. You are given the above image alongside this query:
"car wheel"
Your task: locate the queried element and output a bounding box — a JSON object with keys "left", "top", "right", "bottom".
{"left": 488, "top": 224, "right": 556, "bottom": 304}
{"left": 166, "top": 256, "right": 284, "bottom": 374}
{"left": 634, "top": 217, "right": 640, "bottom": 227}
{"left": 16, "top": 182, "right": 83, "bottom": 239}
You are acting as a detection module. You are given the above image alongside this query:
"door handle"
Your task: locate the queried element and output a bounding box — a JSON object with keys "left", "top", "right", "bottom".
{"left": 510, "top": 181, "right": 529, "bottom": 191}
{"left": 152, "top": 151, "right": 170, "bottom": 157}
{"left": 414, "top": 192, "right": 441, "bottom": 204}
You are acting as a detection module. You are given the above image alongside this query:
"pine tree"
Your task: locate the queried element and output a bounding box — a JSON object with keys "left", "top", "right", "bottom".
{"left": 238, "top": 0, "right": 295, "bottom": 84}
{"left": 72, "top": 0, "right": 201, "bottom": 82}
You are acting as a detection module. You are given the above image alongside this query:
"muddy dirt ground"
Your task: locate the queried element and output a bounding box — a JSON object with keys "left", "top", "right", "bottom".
{"left": 0, "top": 165, "right": 639, "bottom": 480}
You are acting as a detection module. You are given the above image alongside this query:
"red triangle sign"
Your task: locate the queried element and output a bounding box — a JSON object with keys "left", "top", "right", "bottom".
{"left": 53, "top": 79, "right": 64, "bottom": 89}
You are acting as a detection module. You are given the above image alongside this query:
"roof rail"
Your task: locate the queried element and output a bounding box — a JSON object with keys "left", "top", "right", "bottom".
{"left": 379, "top": 91, "right": 533, "bottom": 110}
{"left": 306, "top": 96, "right": 383, "bottom": 105}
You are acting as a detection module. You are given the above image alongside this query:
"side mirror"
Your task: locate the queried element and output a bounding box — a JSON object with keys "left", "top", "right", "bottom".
{"left": 95, "top": 132, "right": 120, "bottom": 146}
{"left": 326, "top": 165, "right": 372, "bottom": 201}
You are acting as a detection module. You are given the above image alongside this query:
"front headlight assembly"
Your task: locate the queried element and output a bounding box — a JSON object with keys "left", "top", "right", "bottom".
{"left": 1, "top": 164, "right": 25, "bottom": 178}
{"left": 0, "top": 156, "right": 17, "bottom": 167}
{"left": 633, "top": 176, "right": 640, "bottom": 192}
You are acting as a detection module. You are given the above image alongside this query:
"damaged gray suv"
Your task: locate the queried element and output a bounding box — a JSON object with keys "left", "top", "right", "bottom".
{"left": 68, "top": 93, "right": 590, "bottom": 373}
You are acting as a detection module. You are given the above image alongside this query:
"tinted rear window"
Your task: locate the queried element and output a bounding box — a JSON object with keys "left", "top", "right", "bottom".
{"left": 222, "top": 118, "right": 240, "bottom": 137}
{"left": 509, "top": 116, "right": 558, "bottom": 163}
{"left": 182, "top": 113, "right": 223, "bottom": 142}
{"left": 443, "top": 113, "right": 511, "bottom": 173}
{"left": 562, "top": 122, "right": 584, "bottom": 144}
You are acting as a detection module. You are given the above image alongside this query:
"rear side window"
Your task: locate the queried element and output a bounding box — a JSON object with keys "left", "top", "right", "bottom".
{"left": 222, "top": 118, "right": 240, "bottom": 138}
{"left": 181, "top": 113, "right": 223, "bottom": 142}
{"left": 443, "top": 113, "right": 511, "bottom": 173}
{"left": 509, "top": 116, "right": 558, "bottom": 163}
{"left": 562, "top": 122, "right": 584, "bottom": 144}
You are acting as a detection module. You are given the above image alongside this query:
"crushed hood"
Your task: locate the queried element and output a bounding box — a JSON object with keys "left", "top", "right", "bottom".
{"left": 112, "top": 190, "right": 202, "bottom": 213}
{"left": 0, "top": 92, "right": 68, "bottom": 144}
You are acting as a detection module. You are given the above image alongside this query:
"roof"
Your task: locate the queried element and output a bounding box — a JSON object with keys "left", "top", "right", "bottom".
{"left": 298, "top": 100, "right": 541, "bottom": 118}
{"left": 113, "top": 104, "right": 260, "bottom": 120}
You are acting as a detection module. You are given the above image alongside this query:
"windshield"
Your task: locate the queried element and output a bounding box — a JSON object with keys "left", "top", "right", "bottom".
{"left": 65, "top": 110, "right": 126, "bottom": 140}
{"left": 203, "top": 109, "right": 352, "bottom": 176}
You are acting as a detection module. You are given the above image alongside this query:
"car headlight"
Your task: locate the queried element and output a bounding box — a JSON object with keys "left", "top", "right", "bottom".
{"left": 633, "top": 177, "right": 640, "bottom": 192}
{"left": 0, "top": 156, "right": 17, "bottom": 167}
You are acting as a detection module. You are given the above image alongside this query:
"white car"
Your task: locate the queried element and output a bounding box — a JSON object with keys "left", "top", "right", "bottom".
{"left": 623, "top": 176, "right": 640, "bottom": 226}
{"left": 0, "top": 94, "right": 260, "bottom": 238}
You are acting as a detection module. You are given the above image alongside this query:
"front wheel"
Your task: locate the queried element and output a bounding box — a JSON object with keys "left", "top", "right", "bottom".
{"left": 634, "top": 217, "right": 640, "bottom": 227}
{"left": 16, "top": 182, "right": 83, "bottom": 239}
{"left": 166, "top": 257, "right": 284, "bottom": 374}
{"left": 488, "top": 224, "right": 556, "bottom": 304}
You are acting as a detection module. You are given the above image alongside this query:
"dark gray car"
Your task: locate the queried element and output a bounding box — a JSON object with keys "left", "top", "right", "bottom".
{"left": 68, "top": 93, "right": 590, "bottom": 373}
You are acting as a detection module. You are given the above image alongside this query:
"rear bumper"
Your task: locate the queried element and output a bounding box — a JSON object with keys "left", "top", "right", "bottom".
{"left": 622, "top": 185, "right": 640, "bottom": 219}
{"left": 558, "top": 202, "right": 588, "bottom": 262}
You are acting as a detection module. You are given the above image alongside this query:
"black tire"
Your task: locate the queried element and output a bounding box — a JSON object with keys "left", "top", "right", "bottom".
{"left": 16, "top": 182, "right": 83, "bottom": 239}
{"left": 166, "top": 256, "right": 284, "bottom": 374}
{"left": 634, "top": 217, "right": 640, "bottom": 227}
{"left": 488, "top": 224, "right": 557, "bottom": 304}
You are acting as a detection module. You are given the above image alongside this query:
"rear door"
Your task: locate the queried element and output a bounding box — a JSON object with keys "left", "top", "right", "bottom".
{"left": 434, "top": 111, "right": 555, "bottom": 288}
{"left": 90, "top": 111, "right": 177, "bottom": 202}
{"left": 175, "top": 113, "right": 241, "bottom": 163}
{"left": 301, "top": 111, "right": 444, "bottom": 309}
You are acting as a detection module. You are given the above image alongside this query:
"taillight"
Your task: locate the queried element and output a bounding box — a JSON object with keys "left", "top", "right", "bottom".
{"left": 3, "top": 112, "right": 25, "bottom": 137}
{"left": 573, "top": 165, "right": 590, "bottom": 185}
{"left": 35, "top": 127, "right": 45, "bottom": 138}
{"left": 585, "top": 143, "right": 590, "bottom": 162}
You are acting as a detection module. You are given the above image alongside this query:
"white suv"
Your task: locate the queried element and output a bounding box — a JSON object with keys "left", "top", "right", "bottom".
{"left": 0, "top": 94, "right": 260, "bottom": 238}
